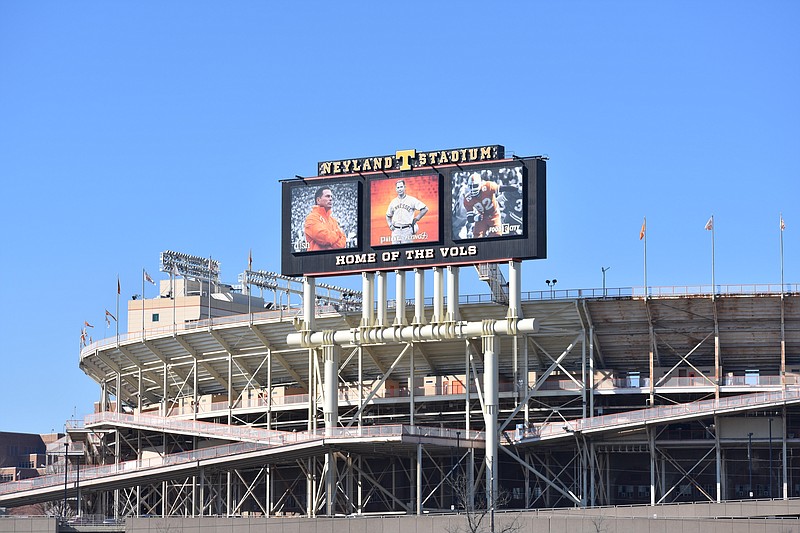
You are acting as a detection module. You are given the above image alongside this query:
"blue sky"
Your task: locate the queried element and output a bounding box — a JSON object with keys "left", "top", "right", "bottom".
{"left": 0, "top": 2, "right": 798, "bottom": 434}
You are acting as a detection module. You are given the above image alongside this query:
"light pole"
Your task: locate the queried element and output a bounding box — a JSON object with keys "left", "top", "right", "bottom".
{"left": 601, "top": 267, "right": 611, "bottom": 297}
{"left": 748, "top": 432, "right": 754, "bottom": 498}
{"left": 545, "top": 279, "right": 558, "bottom": 299}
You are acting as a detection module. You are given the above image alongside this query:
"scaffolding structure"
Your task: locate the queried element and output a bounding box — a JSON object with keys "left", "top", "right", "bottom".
{"left": 2, "top": 264, "right": 800, "bottom": 519}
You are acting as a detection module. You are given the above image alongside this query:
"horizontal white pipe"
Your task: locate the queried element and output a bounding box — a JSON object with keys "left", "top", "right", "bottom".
{"left": 287, "top": 318, "right": 537, "bottom": 347}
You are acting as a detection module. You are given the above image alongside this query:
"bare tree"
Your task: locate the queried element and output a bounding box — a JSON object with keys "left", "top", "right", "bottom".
{"left": 446, "top": 475, "right": 521, "bottom": 533}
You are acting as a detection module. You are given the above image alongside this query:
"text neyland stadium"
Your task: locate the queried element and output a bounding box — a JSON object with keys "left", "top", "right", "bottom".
{"left": 318, "top": 146, "right": 502, "bottom": 176}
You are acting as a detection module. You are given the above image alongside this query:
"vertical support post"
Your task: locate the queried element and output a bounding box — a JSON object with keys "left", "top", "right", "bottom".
{"left": 446, "top": 266, "right": 460, "bottom": 322}
{"left": 581, "top": 327, "right": 587, "bottom": 420}
{"left": 416, "top": 442, "right": 423, "bottom": 515}
{"left": 483, "top": 329, "right": 498, "bottom": 507}
{"left": 266, "top": 349, "right": 272, "bottom": 430}
{"left": 588, "top": 326, "right": 595, "bottom": 418}
{"left": 304, "top": 277, "right": 316, "bottom": 332}
{"left": 226, "top": 471, "right": 232, "bottom": 517}
{"left": 193, "top": 357, "right": 198, "bottom": 421}
{"left": 465, "top": 340, "right": 474, "bottom": 510}
{"left": 161, "top": 363, "right": 167, "bottom": 417}
{"left": 432, "top": 267, "right": 443, "bottom": 323}
{"left": 715, "top": 415, "right": 722, "bottom": 502}
{"left": 714, "top": 325, "right": 721, "bottom": 401}
{"left": 648, "top": 324, "right": 655, "bottom": 407}
{"left": 227, "top": 348, "right": 233, "bottom": 425}
{"left": 265, "top": 464, "right": 272, "bottom": 517}
{"left": 414, "top": 269, "right": 425, "bottom": 325}
{"left": 409, "top": 344, "right": 415, "bottom": 427}
{"left": 376, "top": 271, "right": 387, "bottom": 327}
{"left": 783, "top": 408, "right": 789, "bottom": 499}
{"left": 649, "top": 427, "right": 656, "bottom": 506}
{"left": 323, "top": 340, "right": 339, "bottom": 516}
{"left": 362, "top": 272, "right": 374, "bottom": 327}
{"left": 395, "top": 270, "right": 407, "bottom": 326}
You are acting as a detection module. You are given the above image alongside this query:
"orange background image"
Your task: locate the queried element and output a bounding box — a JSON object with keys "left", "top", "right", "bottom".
{"left": 369, "top": 175, "right": 440, "bottom": 247}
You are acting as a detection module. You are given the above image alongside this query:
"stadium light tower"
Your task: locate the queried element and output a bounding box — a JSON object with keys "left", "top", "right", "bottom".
{"left": 546, "top": 279, "right": 558, "bottom": 299}
{"left": 602, "top": 267, "right": 611, "bottom": 297}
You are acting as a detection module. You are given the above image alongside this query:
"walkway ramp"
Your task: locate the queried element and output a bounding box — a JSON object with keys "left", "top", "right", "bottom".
{"left": 0, "top": 424, "right": 482, "bottom": 508}
{"left": 515, "top": 388, "right": 800, "bottom": 444}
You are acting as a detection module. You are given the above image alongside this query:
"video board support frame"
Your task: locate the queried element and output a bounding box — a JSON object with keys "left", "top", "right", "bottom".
{"left": 282, "top": 153, "right": 546, "bottom": 278}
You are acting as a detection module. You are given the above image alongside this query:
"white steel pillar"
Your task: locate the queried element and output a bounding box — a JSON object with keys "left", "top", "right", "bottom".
{"left": 446, "top": 266, "right": 460, "bottom": 322}
{"left": 715, "top": 415, "right": 722, "bottom": 502}
{"left": 414, "top": 269, "right": 425, "bottom": 325}
{"left": 783, "top": 408, "right": 789, "bottom": 499}
{"left": 323, "top": 341, "right": 339, "bottom": 515}
{"left": 376, "top": 271, "right": 388, "bottom": 327}
{"left": 303, "top": 277, "right": 315, "bottom": 332}
{"left": 432, "top": 267, "right": 444, "bottom": 323}
{"left": 362, "top": 272, "right": 374, "bottom": 327}
{"left": 483, "top": 329, "right": 499, "bottom": 504}
{"left": 395, "top": 270, "right": 407, "bottom": 325}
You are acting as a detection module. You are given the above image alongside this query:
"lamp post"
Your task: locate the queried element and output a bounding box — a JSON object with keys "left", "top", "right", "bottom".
{"left": 545, "top": 279, "right": 558, "bottom": 299}
{"left": 63, "top": 442, "right": 69, "bottom": 517}
{"left": 748, "top": 432, "right": 754, "bottom": 498}
{"left": 601, "top": 267, "right": 611, "bottom": 297}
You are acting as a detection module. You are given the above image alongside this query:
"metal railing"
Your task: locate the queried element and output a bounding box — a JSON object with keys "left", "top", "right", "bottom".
{"left": 518, "top": 388, "right": 800, "bottom": 441}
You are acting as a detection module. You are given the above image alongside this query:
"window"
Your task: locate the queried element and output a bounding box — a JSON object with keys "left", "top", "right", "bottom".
{"left": 152, "top": 313, "right": 160, "bottom": 322}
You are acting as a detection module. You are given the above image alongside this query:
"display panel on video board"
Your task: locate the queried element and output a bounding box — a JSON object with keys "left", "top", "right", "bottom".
{"left": 451, "top": 166, "right": 525, "bottom": 241}
{"left": 370, "top": 174, "right": 440, "bottom": 247}
{"left": 288, "top": 180, "right": 360, "bottom": 253}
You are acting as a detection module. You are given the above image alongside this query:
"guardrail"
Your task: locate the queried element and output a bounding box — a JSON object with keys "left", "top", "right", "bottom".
{"left": 518, "top": 388, "right": 800, "bottom": 441}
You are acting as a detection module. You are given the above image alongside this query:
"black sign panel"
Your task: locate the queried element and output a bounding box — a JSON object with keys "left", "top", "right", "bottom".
{"left": 281, "top": 157, "right": 546, "bottom": 277}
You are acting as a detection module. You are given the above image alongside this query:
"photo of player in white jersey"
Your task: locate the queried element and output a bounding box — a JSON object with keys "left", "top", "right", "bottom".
{"left": 370, "top": 174, "right": 440, "bottom": 247}
{"left": 385, "top": 180, "right": 429, "bottom": 244}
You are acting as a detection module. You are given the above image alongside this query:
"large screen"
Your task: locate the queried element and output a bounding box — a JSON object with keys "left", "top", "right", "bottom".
{"left": 281, "top": 157, "right": 545, "bottom": 277}
{"left": 370, "top": 174, "right": 440, "bottom": 247}
{"left": 288, "top": 180, "right": 360, "bottom": 253}
{"left": 451, "top": 166, "right": 524, "bottom": 241}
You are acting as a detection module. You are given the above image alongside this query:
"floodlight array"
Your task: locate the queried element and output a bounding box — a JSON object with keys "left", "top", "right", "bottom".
{"left": 160, "top": 250, "right": 220, "bottom": 282}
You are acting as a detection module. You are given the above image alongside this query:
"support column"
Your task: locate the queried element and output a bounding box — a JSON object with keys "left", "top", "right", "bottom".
{"left": 362, "top": 272, "right": 374, "bottom": 327}
{"left": 416, "top": 442, "right": 423, "bottom": 515}
{"left": 395, "top": 270, "right": 407, "bottom": 326}
{"left": 715, "top": 415, "right": 722, "bottom": 502}
{"left": 304, "top": 276, "right": 316, "bottom": 329}
{"left": 446, "top": 266, "right": 460, "bottom": 322}
{"left": 649, "top": 427, "right": 656, "bottom": 506}
{"left": 323, "top": 341, "right": 340, "bottom": 515}
{"left": 414, "top": 269, "right": 425, "bottom": 325}
{"left": 783, "top": 408, "right": 789, "bottom": 499}
{"left": 376, "top": 271, "right": 387, "bottom": 327}
{"left": 483, "top": 330, "right": 499, "bottom": 505}
{"left": 432, "top": 267, "right": 444, "bottom": 323}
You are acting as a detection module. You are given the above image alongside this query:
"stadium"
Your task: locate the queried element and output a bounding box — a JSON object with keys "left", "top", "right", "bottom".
{"left": 2, "top": 148, "right": 800, "bottom": 532}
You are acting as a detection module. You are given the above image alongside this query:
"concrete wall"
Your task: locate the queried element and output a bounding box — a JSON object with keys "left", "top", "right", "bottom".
{"left": 0, "top": 517, "right": 55, "bottom": 533}
{"left": 2, "top": 512, "right": 799, "bottom": 533}
{"left": 123, "top": 513, "right": 800, "bottom": 533}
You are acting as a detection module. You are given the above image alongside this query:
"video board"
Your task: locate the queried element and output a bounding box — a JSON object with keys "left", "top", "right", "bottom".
{"left": 281, "top": 146, "right": 546, "bottom": 277}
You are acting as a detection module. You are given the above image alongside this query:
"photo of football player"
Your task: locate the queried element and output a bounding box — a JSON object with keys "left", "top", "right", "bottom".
{"left": 451, "top": 167, "right": 524, "bottom": 240}
{"left": 289, "top": 181, "right": 359, "bottom": 253}
{"left": 370, "top": 174, "right": 439, "bottom": 247}
{"left": 385, "top": 180, "right": 429, "bottom": 244}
